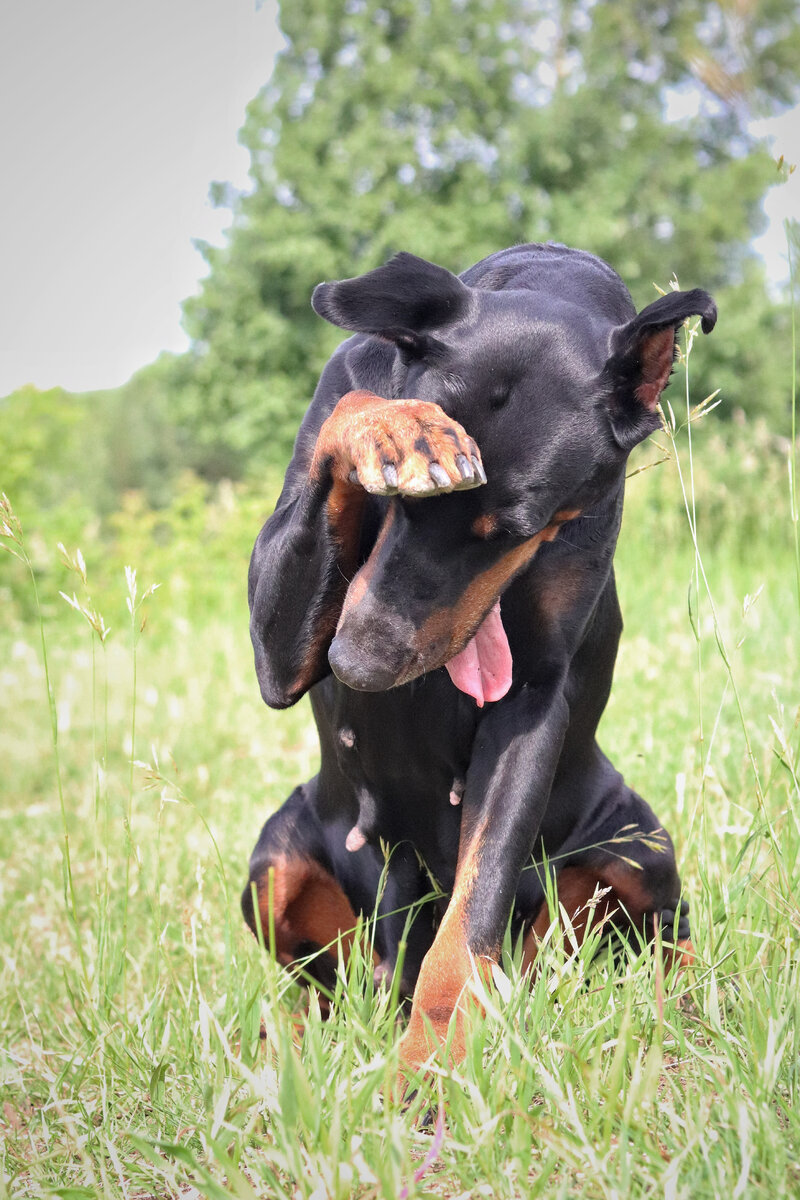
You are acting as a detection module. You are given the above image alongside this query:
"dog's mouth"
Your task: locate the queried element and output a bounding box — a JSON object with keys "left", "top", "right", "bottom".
{"left": 443, "top": 601, "right": 513, "bottom": 707}
{"left": 334, "top": 508, "right": 580, "bottom": 702}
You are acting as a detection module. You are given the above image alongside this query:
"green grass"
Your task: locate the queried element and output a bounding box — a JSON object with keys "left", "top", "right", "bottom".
{"left": 2, "top": 351, "right": 800, "bottom": 1196}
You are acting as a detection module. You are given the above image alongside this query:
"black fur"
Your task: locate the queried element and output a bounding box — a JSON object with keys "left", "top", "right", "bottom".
{"left": 244, "top": 243, "right": 714, "bottom": 1020}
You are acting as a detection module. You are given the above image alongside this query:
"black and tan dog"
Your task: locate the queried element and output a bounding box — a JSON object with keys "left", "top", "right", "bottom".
{"left": 243, "top": 243, "right": 715, "bottom": 1068}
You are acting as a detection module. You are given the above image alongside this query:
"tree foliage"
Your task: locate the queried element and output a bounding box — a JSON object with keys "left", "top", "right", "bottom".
{"left": 180, "top": 0, "right": 798, "bottom": 473}
{"left": 4, "top": 0, "right": 796, "bottom": 518}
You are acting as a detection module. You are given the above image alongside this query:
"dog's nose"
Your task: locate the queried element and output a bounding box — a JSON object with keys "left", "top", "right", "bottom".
{"left": 328, "top": 633, "right": 403, "bottom": 691}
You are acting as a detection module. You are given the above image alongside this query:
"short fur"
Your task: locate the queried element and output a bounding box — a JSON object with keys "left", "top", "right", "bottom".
{"left": 243, "top": 243, "right": 716, "bottom": 1067}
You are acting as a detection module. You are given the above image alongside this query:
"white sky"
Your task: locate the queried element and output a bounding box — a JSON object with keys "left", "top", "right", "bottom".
{"left": 0, "top": 2, "right": 797, "bottom": 397}
{"left": 0, "top": 0, "right": 282, "bottom": 395}
{"left": 751, "top": 107, "right": 800, "bottom": 286}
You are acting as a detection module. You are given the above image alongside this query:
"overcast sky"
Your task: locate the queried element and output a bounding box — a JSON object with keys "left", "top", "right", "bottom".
{"left": 0, "top": 2, "right": 797, "bottom": 397}
{"left": 0, "top": 0, "right": 281, "bottom": 395}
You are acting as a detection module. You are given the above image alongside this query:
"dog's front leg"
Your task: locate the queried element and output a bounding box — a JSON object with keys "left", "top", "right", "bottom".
{"left": 398, "top": 680, "right": 568, "bottom": 1071}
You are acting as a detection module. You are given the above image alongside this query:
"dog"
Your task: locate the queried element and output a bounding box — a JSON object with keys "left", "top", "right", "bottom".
{"left": 242, "top": 243, "right": 716, "bottom": 1068}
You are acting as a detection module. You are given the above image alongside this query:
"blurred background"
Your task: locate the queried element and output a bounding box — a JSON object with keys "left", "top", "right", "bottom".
{"left": 1, "top": 0, "right": 798, "bottom": 544}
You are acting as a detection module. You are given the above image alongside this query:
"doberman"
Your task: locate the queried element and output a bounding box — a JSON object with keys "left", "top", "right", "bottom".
{"left": 242, "top": 243, "right": 716, "bottom": 1069}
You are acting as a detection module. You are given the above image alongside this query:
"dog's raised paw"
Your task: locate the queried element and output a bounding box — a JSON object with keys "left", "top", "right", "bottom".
{"left": 315, "top": 390, "right": 486, "bottom": 497}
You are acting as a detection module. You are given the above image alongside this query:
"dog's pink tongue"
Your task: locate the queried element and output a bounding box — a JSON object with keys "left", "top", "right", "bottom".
{"left": 444, "top": 601, "right": 513, "bottom": 707}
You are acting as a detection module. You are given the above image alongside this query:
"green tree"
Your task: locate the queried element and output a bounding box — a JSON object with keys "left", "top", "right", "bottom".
{"left": 182, "top": 0, "right": 799, "bottom": 470}
{"left": 0, "top": 385, "right": 95, "bottom": 513}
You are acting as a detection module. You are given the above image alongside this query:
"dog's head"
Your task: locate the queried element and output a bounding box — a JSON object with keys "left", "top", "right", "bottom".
{"left": 313, "top": 252, "right": 716, "bottom": 700}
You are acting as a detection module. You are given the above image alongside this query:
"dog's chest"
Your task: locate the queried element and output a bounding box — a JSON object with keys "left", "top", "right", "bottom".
{"left": 311, "top": 671, "right": 477, "bottom": 849}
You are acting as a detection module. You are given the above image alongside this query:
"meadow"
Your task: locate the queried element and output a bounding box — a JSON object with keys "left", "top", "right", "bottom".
{"left": 2, "top": 338, "right": 800, "bottom": 1198}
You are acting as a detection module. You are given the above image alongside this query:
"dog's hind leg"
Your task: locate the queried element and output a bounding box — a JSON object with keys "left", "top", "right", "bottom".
{"left": 242, "top": 783, "right": 367, "bottom": 996}
{"left": 522, "top": 788, "right": 693, "bottom": 968}
{"left": 243, "top": 782, "right": 437, "bottom": 1002}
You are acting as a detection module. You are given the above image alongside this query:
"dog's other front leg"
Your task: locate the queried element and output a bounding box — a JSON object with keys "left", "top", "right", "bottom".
{"left": 398, "top": 679, "right": 568, "bottom": 1071}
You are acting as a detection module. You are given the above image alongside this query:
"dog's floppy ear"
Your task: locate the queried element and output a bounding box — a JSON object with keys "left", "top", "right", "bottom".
{"left": 312, "top": 252, "right": 472, "bottom": 360}
{"left": 602, "top": 289, "right": 717, "bottom": 450}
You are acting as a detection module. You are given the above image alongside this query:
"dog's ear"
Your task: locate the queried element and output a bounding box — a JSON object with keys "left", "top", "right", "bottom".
{"left": 602, "top": 289, "right": 717, "bottom": 450}
{"left": 312, "top": 252, "right": 472, "bottom": 359}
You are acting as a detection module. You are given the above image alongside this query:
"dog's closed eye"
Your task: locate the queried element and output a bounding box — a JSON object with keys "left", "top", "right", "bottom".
{"left": 488, "top": 392, "right": 509, "bottom": 411}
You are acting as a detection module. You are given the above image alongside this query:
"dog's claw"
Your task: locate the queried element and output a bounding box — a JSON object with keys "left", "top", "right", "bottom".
{"left": 455, "top": 453, "right": 474, "bottom": 482}
{"left": 348, "top": 469, "right": 360, "bottom": 485}
{"left": 382, "top": 464, "right": 399, "bottom": 490}
{"left": 471, "top": 456, "right": 487, "bottom": 485}
{"left": 428, "top": 462, "right": 451, "bottom": 489}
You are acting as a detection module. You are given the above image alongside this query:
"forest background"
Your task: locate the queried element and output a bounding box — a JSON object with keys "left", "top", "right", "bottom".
{"left": 3, "top": 0, "right": 799, "bottom": 529}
